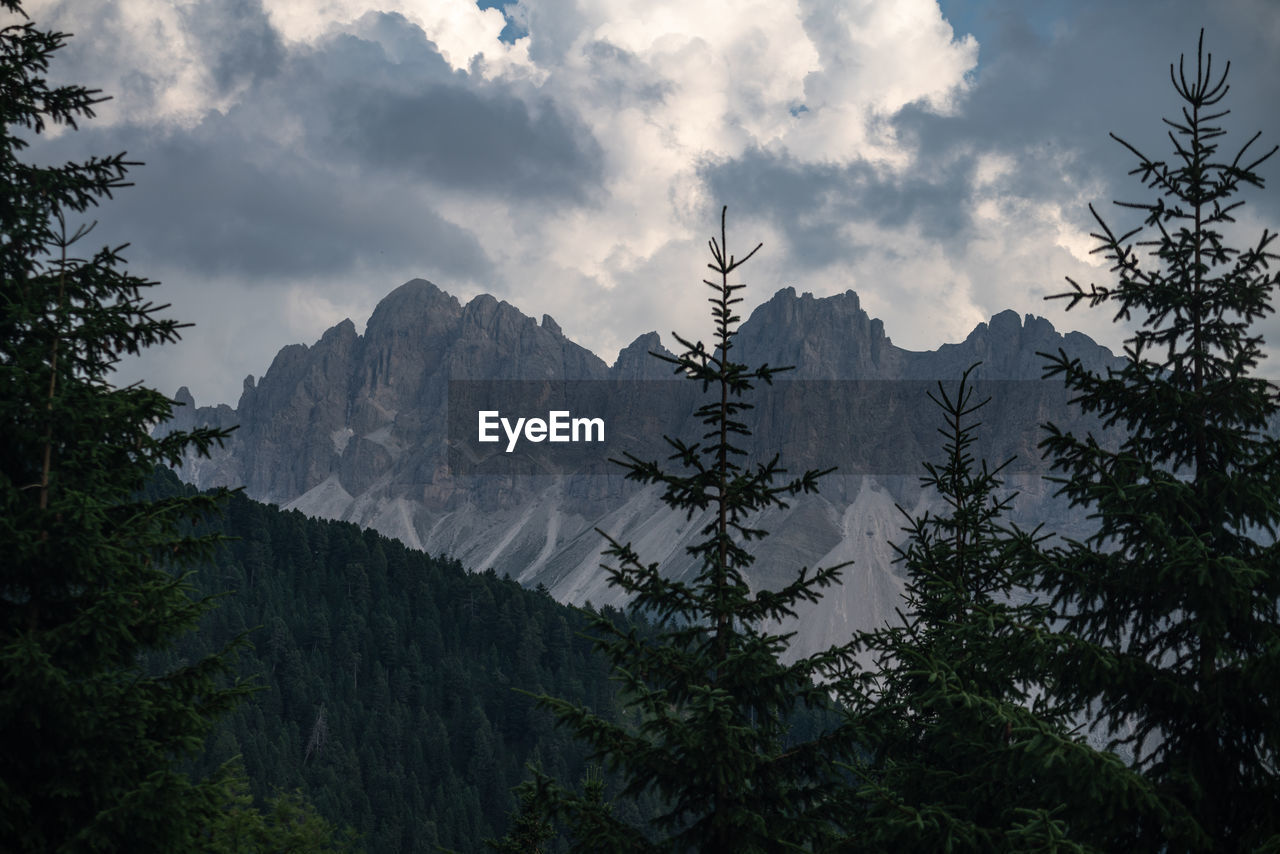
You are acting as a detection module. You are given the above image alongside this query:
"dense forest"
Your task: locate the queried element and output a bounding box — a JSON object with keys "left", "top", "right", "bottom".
{"left": 152, "top": 469, "right": 838, "bottom": 852}
{"left": 147, "top": 468, "right": 645, "bottom": 852}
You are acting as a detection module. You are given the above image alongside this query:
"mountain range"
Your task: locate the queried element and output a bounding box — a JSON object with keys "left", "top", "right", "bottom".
{"left": 166, "top": 279, "right": 1122, "bottom": 657}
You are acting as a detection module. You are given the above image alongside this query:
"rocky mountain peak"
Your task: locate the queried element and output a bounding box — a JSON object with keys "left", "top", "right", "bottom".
{"left": 374, "top": 277, "right": 460, "bottom": 313}
{"left": 736, "top": 287, "right": 894, "bottom": 378}
{"left": 365, "top": 278, "right": 463, "bottom": 343}
{"left": 932, "top": 308, "right": 1113, "bottom": 379}
{"left": 987, "top": 308, "right": 1023, "bottom": 339}
{"left": 612, "top": 331, "right": 676, "bottom": 380}
{"left": 460, "top": 292, "right": 535, "bottom": 340}
{"left": 321, "top": 317, "right": 358, "bottom": 345}
{"left": 966, "top": 309, "right": 1057, "bottom": 349}
{"left": 164, "top": 386, "right": 199, "bottom": 435}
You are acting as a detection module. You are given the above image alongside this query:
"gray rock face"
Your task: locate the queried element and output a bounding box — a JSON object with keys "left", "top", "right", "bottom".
{"left": 167, "top": 279, "right": 1122, "bottom": 657}
{"left": 736, "top": 288, "right": 898, "bottom": 378}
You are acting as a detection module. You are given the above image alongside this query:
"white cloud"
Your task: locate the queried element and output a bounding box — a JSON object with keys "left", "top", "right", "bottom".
{"left": 26, "top": 0, "right": 536, "bottom": 132}
{"left": 25, "top": 0, "right": 226, "bottom": 128}
{"left": 264, "top": 0, "right": 523, "bottom": 73}
{"left": 289, "top": 0, "right": 536, "bottom": 77}
{"left": 54, "top": 0, "right": 986, "bottom": 400}
{"left": 36, "top": 0, "right": 1271, "bottom": 405}
{"left": 784, "top": 0, "right": 977, "bottom": 165}
{"left": 431, "top": 0, "right": 981, "bottom": 357}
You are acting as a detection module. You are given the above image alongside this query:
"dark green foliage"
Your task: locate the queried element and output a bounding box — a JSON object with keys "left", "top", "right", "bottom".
{"left": 159, "top": 471, "right": 641, "bottom": 853}
{"left": 838, "top": 366, "right": 1160, "bottom": 852}
{"left": 1035, "top": 31, "right": 1280, "bottom": 851}
{"left": 533, "top": 209, "right": 859, "bottom": 852}
{"left": 204, "top": 765, "right": 360, "bottom": 853}
{"left": 486, "top": 780, "right": 556, "bottom": 854}
{"left": 0, "top": 2, "right": 249, "bottom": 848}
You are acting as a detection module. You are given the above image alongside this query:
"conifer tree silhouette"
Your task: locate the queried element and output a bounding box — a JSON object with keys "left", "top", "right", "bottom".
{"left": 837, "top": 366, "right": 1159, "bottom": 852}
{"left": 533, "top": 208, "right": 859, "bottom": 853}
{"left": 0, "top": 3, "right": 301, "bottom": 848}
{"left": 1035, "top": 30, "right": 1280, "bottom": 851}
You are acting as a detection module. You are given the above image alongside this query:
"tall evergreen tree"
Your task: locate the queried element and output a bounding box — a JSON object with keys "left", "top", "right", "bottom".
{"left": 533, "top": 208, "right": 859, "bottom": 852}
{"left": 837, "top": 366, "right": 1160, "bottom": 852}
{"left": 485, "top": 778, "right": 559, "bottom": 854}
{"left": 1035, "top": 31, "right": 1280, "bottom": 851}
{"left": 0, "top": 3, "right": 247, "bottom": 848}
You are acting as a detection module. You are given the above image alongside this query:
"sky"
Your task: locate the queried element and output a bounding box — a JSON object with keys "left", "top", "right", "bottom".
{"left": 18, "top": 0, "right": 1280, "bottom": 406}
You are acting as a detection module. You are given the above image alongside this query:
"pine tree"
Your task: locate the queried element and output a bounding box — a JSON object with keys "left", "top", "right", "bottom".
{"left": 837, "top": 366, "right": 1160, "bottom": 852}
{"left": 1035, "top": 31, "right": 1280, "bottom": 852}
{"left": 532, "top": 208, "right": 859, "bottom": 852}
{"left": 0, "top": 2, "right": 248, "bottom": 848}
{"left": 205, "top": 767, "right": 361, "bottom": 853}
{"left": 486, "top": 778, "right": 557, "bottom": 854}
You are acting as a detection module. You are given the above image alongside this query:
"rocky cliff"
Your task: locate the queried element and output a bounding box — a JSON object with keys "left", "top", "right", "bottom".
{"left": 168, "top": 279, "right": 1120, "bottom": 657}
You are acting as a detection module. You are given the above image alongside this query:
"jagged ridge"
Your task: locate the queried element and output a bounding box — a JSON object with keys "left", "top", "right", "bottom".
{"left": 167, "top": 280, "right": 1119, "bottom": 657}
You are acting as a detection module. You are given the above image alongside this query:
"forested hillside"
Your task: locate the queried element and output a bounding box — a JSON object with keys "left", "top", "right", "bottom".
{"left": 148, "top": 470, "right": 644, "bottom": 853}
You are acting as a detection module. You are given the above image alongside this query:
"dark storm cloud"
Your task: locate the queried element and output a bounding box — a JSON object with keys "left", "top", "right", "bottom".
{"left": 22, "top": 6, "right": 612, "bottom": 284}
{"left": 178, "top": 0, "right": 285, "bottom": 95}
{"left": 35, "top": 119, "right": 494, "bottom": 281}
{"left": 701, "top": 148, "right": 976, "bottom": 269}
{"left": 897, "top": 0, "right": 1280, "bottom": 219}
{"left": 290, "top": 12, "right": 604, "bottom": 202}
{"left": 323, "top": 81, "right": 603, "bottom": 200}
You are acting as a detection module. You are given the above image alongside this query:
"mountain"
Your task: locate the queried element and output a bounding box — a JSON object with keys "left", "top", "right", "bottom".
{"left": 166, "top": 279, "right": 1121, "bottom": 657}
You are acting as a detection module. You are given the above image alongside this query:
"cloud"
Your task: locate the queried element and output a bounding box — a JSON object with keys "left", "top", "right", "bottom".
{"left": 697, "top": 0, "right": 1280, "bottom": 352}
{"left": 18, "top": 0, "right": 1280, "bottom": 404}
{"left": 320, "top": 74, "right": 604, "bottom": 200}
{"left": 702, "top": 149, "right": 977, "bottom": 267}
{"left": 34, "top": 114, "right": 495, "bottom": 283}
{"left": 178, "top": 0, "right": 286, "bottom": 96}
{"left": 264, "top": 0, "right": 534, "bottom": 75}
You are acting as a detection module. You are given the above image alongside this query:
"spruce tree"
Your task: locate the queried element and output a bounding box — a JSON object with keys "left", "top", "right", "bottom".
{"left": 205, "top": 769, "right": 360, "bottom": 853}
{"left": 0, "top": 2, "right": 247, "bottom": 848}
{"left": 1035, "top": 31, "right": 1280, "bottom": 851}
{"left": 837, "top": 366, "right": 1160, "bottom": 852}
{"left": 533, "top": 208, "right": 859, "bottom": 852}
{"left": 485, "top": 776, "right": 564, "bottom": 854}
